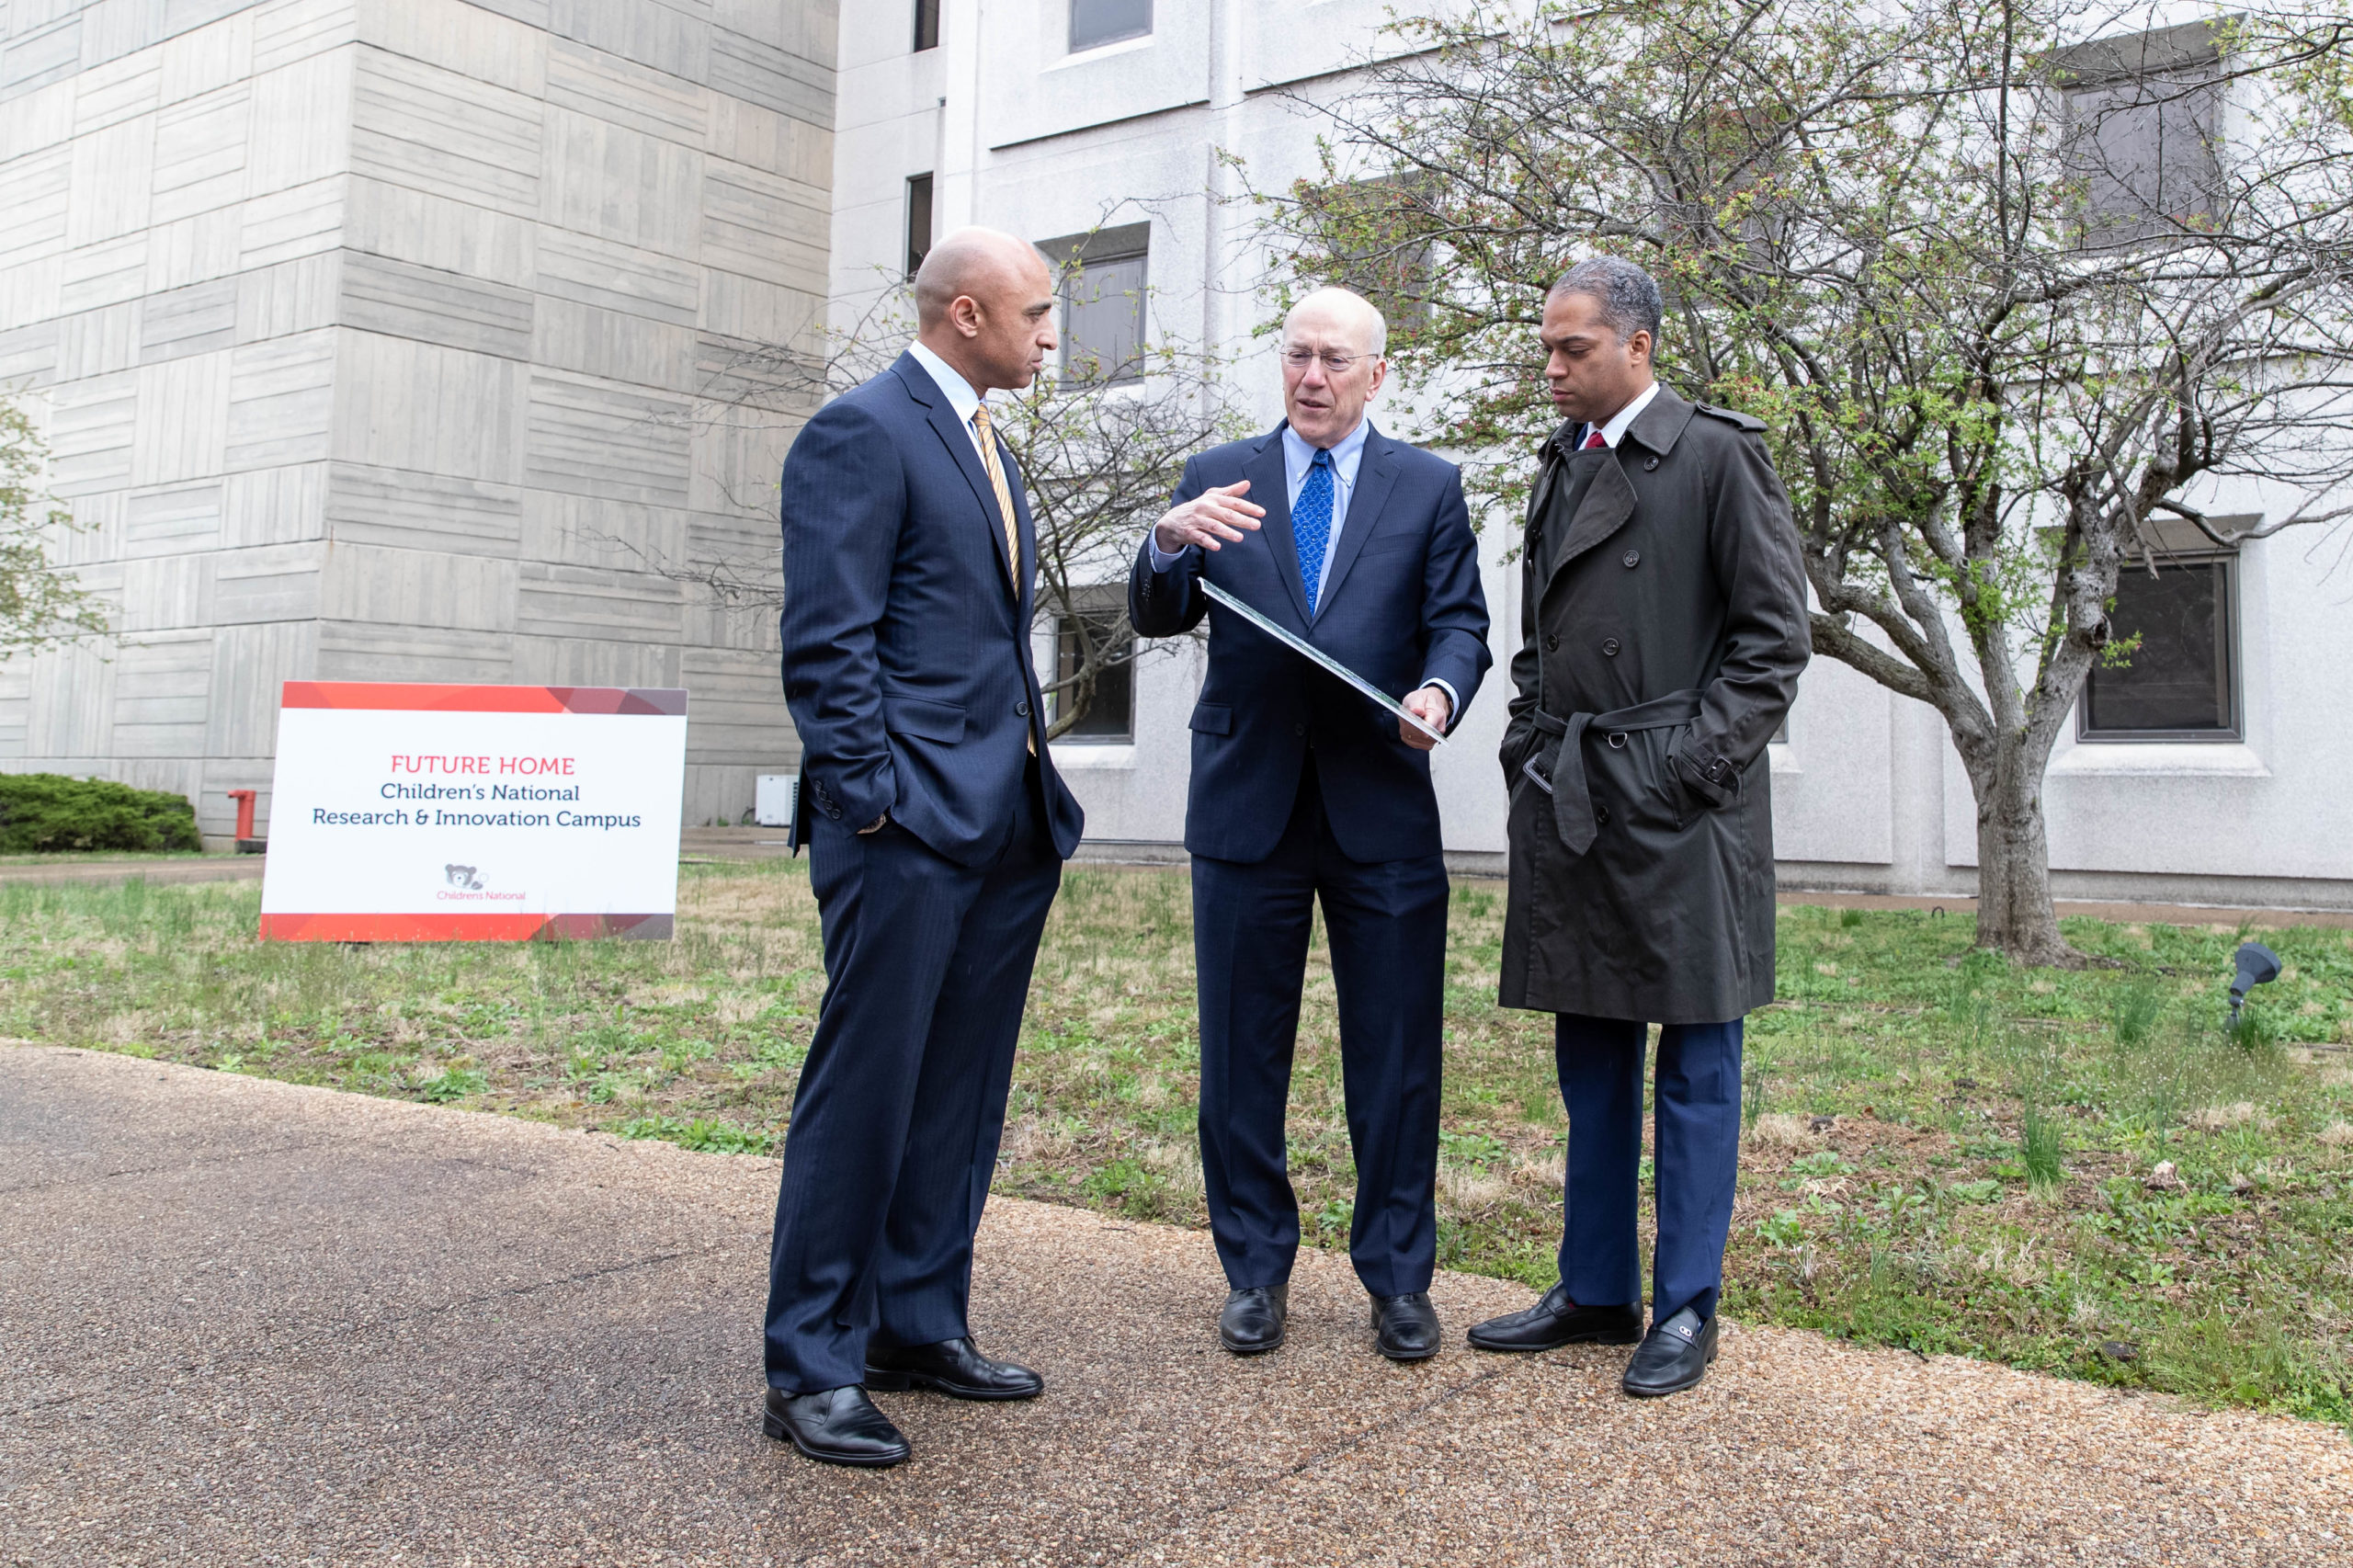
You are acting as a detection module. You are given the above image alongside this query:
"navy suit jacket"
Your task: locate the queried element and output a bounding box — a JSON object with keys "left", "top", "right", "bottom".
{"left": 1129, "top": 422, "right": 1491, "bottom": 864}
{"left": 779, "top": 352, "right": 1085, "bottom": 868}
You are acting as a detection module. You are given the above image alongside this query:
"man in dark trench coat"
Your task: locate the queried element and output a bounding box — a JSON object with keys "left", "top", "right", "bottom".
{"left": 1465, "top": 256, "right": 1810, "bottom": 1396}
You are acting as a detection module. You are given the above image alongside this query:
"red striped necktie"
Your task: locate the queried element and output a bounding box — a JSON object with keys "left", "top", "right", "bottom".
{"left": 1581, "top": 427, "right": 1608, "bottom": 449}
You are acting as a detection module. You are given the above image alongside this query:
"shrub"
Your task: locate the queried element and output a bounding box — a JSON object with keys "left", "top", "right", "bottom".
{"left": 0, "top": 773, "right": 203, "bottom": 853}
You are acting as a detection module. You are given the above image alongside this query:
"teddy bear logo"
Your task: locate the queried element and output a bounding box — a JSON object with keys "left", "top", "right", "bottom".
{"left": 444, "top": 864, "right": 483, "bottom": 891}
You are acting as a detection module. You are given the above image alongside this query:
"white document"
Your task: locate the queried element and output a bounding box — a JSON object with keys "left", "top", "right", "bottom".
{"left": 1200, "top": 579, "right": 1449, "bottom": 747}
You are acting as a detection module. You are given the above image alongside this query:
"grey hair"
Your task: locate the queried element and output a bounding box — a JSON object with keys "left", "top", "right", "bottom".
{"left": 1548, "top": 256, "right": 1664, "bottom": 347}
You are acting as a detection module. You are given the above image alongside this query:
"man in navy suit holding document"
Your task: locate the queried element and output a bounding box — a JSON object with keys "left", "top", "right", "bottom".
{"left": 1129, "top": 287, "right": 1490, "bottom": 1361}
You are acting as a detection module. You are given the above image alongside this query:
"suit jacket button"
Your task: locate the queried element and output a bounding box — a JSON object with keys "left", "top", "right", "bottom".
{"left": 1602, "top": 637, "right": 1620, "bottom": 656}
{"left": 1543, "top": 633, "right": 1560, "bottom": 653}
{"left": 1293, "top": 722, "right": 1306, "bottom": 738}
{"left": 1016, "top": 699, "right": 1031, "bottom": 717}
{"left": 1594, "top": 801, "right": 1610, "bottom": 825}
{"left": 1622, "top": 549, "right": 1641, "bottom": 568}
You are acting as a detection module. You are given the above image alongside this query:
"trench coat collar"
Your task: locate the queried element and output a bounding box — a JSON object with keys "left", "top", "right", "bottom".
{"left": 890, "top": 350, "right": 1024, "bottom": 597}
{"left": 1538, "top": 389, "right": 1697, "bottom": 593}
{"left": 1621, "top": 384, "right": 1698, "bottom": 459}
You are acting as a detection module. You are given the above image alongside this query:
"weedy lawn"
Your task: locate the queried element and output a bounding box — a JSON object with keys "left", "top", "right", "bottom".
{"left": 5, "top": 862, "right": 2349, "bottom": 1429}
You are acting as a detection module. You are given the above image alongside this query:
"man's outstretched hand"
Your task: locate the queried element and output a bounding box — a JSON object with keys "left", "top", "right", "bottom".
{"left": 1153, "top": 480, "right": 1265, "bottom": 555}
{"left": 1401, "top": 687, "right": 1451, "bottom": 751}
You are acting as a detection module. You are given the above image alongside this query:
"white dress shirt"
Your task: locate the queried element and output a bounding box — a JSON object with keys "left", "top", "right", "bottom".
{"left": 906, "top": 339, "right": 990, "bottom": 460}
{"left": 1147, "top": 415, "right": 1456, "bottom": 724}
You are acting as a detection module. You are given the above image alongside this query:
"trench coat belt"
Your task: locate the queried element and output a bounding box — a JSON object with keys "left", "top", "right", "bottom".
{"left": 1526, "top": 688, "right": 1706, "bottom": 858}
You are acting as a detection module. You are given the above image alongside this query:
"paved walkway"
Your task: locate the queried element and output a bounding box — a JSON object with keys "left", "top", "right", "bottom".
{"left": 4, "top": 1044, "right": 2348, "bottom": 1566}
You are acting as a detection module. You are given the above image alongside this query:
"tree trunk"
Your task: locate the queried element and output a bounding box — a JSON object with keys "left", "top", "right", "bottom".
{"left": 1969, "top": 745, "right": 2082, "bottom": 967}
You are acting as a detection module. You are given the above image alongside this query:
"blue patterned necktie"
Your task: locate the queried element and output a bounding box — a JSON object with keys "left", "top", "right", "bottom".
{"left": 1294, "top": 447, "right": 1336, "bottom": 616}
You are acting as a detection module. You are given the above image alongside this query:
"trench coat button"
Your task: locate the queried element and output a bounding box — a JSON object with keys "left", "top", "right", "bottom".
{"left": 1543, "top": 633, "right": 1560, "bottom": 653}
{"left": 1594, "top": 802, "right": 1610, "bottom": 824}
{"left": 1016, "top": 699, "right": 1031, "bottom": 717}
{"left": 1622, "top": 549, "right": 1641, "bottom": 568}
{"left": 1643, "top": 456, "right": 1660, "bottom": 472}
{"left": 1601, "top": 637, "right": 1620, "bottom": 656}
{"left": 1293, "top": 722, "right": 1307, "bottom": 738}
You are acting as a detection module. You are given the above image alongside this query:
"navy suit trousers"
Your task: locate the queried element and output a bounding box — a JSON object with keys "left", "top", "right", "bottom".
{"left": 1190, "top": 759, "right": 1448, "bottom": 1299}
{"left": 1554, "top": 1013, "right": 1744, "bottom": 1323}
{"left": 763, "top": 768, "right": 1060, "bottom": 1394}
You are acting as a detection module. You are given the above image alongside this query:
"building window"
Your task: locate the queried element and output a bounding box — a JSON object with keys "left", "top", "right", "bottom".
{"left": 904, "top": 174, "right": 934, "bottom": 280}
{"left": 2059, "top": 22, "right": 2223, "bottom": 247}
{"left": 1040, "top": 222, "right": 1149, "bottom": 383}
{"left": 1071, "top": 0, "right": 1150, "bottom": 53}
{"left": 914, "top": 0, "right": 939, "bottom": 51}
{"left": 1053, "top": 602, "right": 1135, "bottom": 742}
{"left": 2081, "top": 553, "right": 2239, "bottom": 740}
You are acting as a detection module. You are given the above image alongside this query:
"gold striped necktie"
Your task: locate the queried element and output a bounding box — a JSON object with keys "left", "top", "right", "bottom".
{"left": 969, "top": 402, "right": 1038, "bottom": 756}
{"left": 969, "top": 403, "right": 1019, "bottom": 590}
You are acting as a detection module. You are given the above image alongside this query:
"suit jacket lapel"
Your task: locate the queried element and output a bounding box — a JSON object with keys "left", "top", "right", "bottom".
{"left": 892, "top": 353, "right": 1018, "bottom": 593}
{"left": 1311, "top": 424, "right": 1397, "bottom": 622}
{"left": 1242, "top": 430, "right": 1313, "bottom": 626}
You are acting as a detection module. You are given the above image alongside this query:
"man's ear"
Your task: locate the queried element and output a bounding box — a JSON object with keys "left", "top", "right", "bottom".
{"left": 1628, "top": 329, "right": 1654, "bottom": 368}
{"left": 949, "top": 293, "right": 983, "bottom": 339}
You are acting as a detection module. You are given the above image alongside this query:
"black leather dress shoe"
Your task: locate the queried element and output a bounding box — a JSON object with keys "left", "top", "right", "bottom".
{"left": 865, "top": 1335, "right": 1042, "bottom": 1401}
{"left": 1466, "top": 1282, "right": 1644, "bottom": 1352}
{"left": 1621, "top": 1306, "right": 1720, "bottom": 1397}
{"left": 1219, "top": 1285, "right": 1288, "bottom": 1355}
{"left": 1370, "top": 1290, "right": 1441, "bottom": 1361}
{"left": 762, "top": 1386, "right": 910, "bottom": 1468}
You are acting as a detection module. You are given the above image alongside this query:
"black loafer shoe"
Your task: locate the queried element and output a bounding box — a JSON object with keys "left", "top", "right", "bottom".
{"left": 1466, "top": 1282, "right": 1644, "bottom": 1353}
{"left": 1621, "top": 1306, "right": 1720, "bottom": 1398}
{"left": 1370, "top": 1290, "right": 1441, "bottom": 1361}
{"left": 762, "top": 1385, "right": 910, "bottom": 1468}
{"left": 1219, "top": 1285, "right": 1288, "bottom": 1355}
{"left": 865, "top": 1335, "right": 1042, "bottom": 1401}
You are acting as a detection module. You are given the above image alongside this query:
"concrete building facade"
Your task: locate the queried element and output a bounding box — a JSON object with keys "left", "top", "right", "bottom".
{"left": 829, "top": 0, "right": 2353, "bottom": 911}
{"left": 0, "top": 0, "right": 833, "bottom": 838}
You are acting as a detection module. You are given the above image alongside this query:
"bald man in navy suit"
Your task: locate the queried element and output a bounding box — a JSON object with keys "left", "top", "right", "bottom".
{"left": 766, "top": 228, "right": 1085, "bottom": 1468}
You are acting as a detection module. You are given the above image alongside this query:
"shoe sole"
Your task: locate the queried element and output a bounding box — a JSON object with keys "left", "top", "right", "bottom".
{"left": 1218, "top": 1328, "right": 1285, "bottom": 1356}
{"left": 862, "top": 1368, "right": 1042, "bottom": 1401}
{"left": 1466, "top": 1326, "right": 1643, "bottom": 1353}
{"left": 761, "top": 1410, "right": 911, "bottom": 1467}
{"left": 1620, "top": 1342, "right": 1721, "bottom": 1399}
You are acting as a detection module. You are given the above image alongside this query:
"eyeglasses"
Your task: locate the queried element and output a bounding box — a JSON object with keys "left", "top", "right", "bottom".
{"left": 1280, "top": 347, "right": 1372, "bottom": 374}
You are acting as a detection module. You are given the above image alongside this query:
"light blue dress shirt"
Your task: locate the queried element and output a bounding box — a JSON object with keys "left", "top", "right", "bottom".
{"left": 1147, "top": 416, "right": 1457, "bottom": 723}
{"left": 905, "top": 339, "right": 989, "bottom": 459}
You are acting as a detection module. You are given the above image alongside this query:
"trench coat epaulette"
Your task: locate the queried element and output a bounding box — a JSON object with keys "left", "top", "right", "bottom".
{"left": 1693, "top": 403, "right": 1768, "bottom": 433}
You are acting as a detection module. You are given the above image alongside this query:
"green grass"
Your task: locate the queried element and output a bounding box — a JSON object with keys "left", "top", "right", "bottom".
{"left": 4, "top": 866, "right": 2350, "bottom": 1431}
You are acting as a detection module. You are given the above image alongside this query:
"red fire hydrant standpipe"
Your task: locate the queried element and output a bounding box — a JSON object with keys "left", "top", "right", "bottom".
{"left": 227, "top": 790, "right": 265, "bottom": 855}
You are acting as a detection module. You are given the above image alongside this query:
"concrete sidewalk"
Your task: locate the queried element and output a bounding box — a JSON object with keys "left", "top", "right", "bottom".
{"left": 3, "top": 1045, "right": 2347, "bottom": 1567}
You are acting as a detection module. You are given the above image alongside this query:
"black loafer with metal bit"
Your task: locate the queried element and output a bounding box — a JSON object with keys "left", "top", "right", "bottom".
{"left": 762, "top": 1385, "right": 911, "bottom": 1467}
{"left": 1370, "top": 1290, "right": 1442, "bottom": 1361}
{"left": 864, "top": 1335, "right": 1043, "bottom": 1401}
{"left": 1466, "top": 1282, "right": 1644, "bottom": 1352}
{"left": 1620, "top": 1306, "right": 1720, "bottom": 1397}
{"left": 1219, "top": 1285, "right": 1289, "bottom": 1355}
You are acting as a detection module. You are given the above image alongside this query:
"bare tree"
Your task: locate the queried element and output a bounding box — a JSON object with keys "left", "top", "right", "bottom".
{"left": 0, "top": 392, "right": 107, "bottom": 660}
{"left": 1256, "top": 0, "right": 2353, "bottom": 964}
{"left": 669, "top": 280, "right": 1251, "bottom": 741}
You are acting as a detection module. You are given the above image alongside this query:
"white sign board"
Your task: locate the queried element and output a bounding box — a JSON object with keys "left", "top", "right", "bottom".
{"left": 258, "top": 681, "right": 688, "bottom": 941}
